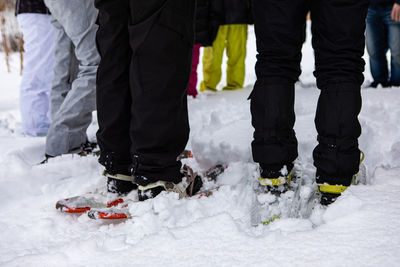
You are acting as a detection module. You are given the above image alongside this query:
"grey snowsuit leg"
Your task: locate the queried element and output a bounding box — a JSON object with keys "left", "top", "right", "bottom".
{"left": 44, "top": 0, "right": 99, "bottom": 156}
{"left": 48, "top": 18, "right": 78, "bottom": 121}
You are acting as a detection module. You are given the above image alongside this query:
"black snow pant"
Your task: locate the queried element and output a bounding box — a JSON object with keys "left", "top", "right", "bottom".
{"left": 251, "top": 0, "right": 369, "bottom": 186}
{"left": 95, "top": 0, "right": 194, "bottom": 186}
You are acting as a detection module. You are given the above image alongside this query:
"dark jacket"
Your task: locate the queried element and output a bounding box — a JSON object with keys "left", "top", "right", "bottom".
{"left": 370, "top": 0, "right": 400, "bottom": 8}
{"left": 211, "top": 0, "right": 252, "bottom": 25}
{"left": 15, "top": 0, "right": 49, "bottom": 15}
{"left": 195, "top": 0, "right": 211, "bottom": 45}
{"left": 195, "top": 0, "right": 224, "bottom": 46}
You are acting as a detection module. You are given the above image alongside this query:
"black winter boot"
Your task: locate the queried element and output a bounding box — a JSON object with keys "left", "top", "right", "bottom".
{"left": 317, "top": 184, "right": 348, "bottom": 206}
{"left": 257, "top": 163, "right": 294, "bottom": 194}
{"left": 107, "top": 177, "right": 137, "bottom": 196}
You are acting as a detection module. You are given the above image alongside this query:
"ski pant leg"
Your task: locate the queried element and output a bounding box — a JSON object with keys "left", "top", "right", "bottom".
{"left": 95, "top": 0, "right": 132, "bottom": 176}
{"left": 17, "top": 14, "right": 55, "bottom": 136}
{"left": 311, "top": 0, "right": 368, "bottom": 186}
{"left": 250, "top": 0, "right": 309, "bottom": 171}
{"left": 188, "top": 44, "right": 201, "bottom": 97}
{"left": 224, "top": 24, "right": 247, "bottom": 90}
{"left": 128, "top": 0, "right": 194, "bottom": 185}
{"left": 366, "top": 8, "right": 389, "bottom": 85}
{"left": 48, "top": 18, "right": 75, "bottom": 121}
{"left": 200, "top": 25, "right": 227, "bottom": 92}
{"left": 44, "top": 0, "right": 100, "bottom": 156}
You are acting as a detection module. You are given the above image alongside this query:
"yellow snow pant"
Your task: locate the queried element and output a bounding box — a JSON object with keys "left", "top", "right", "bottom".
{"left": 200, "top": 24, "right": 247, "bottom": 91}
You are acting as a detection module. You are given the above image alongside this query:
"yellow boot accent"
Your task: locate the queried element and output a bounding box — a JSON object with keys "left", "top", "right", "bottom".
{"left": 258, "top": 174, "right": 292, "bottom": 186}
{"left": 258, "top": 177, "right": 286, "bottom": 186}
{"left": 317, "top": 184, "right": 348, "bottom": 194}
{"left": 319, "top": 150, "right": 365, "bottom": 192}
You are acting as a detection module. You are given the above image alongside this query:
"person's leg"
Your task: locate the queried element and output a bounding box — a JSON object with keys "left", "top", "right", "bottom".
{"left": 44, "top": 0, "right": 100, "bottom": 156}
{"left": 188, "top": 44, "right": 201, "bottom": 97}
{"left": 385, "top": 8, "right": 400, "bottom": 86}
{"left": 224, "top": 24, "right": 247, "bottom": 90}
{"left": 128, "top": 0, "right": 195, "bottom": 186}
{"left": 251, "top": 0, "right": 309, "bottom": 176}
{"left": 95, "top": 0, "right": 132, "bottom": 179}
{"left": 366, "top": 7, "right": 389, "bottom": 86}
{"left": 48, "top": 18, "right": 74, "bottom": 121}
{"left": 17, "top": 13, "right": 55, "bottom": 136}
{"left": 199, "top": 25, "right": 227, "bottom": 92}
{"left": 311, "top": 0, "right": 369, "bottom": 204}
{"left": 38, "top": 16, "right": 57, "bottom": 127}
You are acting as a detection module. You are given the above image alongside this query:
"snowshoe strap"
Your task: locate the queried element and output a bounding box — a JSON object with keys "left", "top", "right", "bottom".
{"left": 318, "top": 184, "right": 348, "bottom": 194}
{"left": 102, "top": 170, "right": 135, "bottom": 182}
{"left": 182, "top": 164, "right": 198, "bottom": 197}
{"left": 138, "top": 181, "right": 188, "bottom": 199}
{"left": 351, "top": 150, "right": 366, "bottom": 185}
{"left": 136, "top": 165, "right": 201, "bottom": 199}
{"left": 360, "top": 150, "right": 365, "bottom": 164}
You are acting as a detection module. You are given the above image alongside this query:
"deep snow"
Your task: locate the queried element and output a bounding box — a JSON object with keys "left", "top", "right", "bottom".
{"left": 0, "top": 25, "right": 400, "bottom": 267}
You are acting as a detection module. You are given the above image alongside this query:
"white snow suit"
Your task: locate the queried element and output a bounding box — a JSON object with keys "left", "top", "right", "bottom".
{"left": 17, "top": 13, "right": 56, "bottom": 136}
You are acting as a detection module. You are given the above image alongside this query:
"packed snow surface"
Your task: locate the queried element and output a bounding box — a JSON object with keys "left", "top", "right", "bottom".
{"left": 1, "top": 26, "right": 400, "bottom": 267}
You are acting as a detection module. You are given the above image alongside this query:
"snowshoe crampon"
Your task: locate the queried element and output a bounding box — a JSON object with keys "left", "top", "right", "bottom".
{"left": 251, "top": 163, "right": 318, "bottom": 226}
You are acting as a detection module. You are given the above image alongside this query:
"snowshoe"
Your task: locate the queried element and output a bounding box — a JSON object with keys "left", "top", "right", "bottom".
{"left": 55, "top": 193, "right": 129, "bottom": 213}
{"left": 89, "top": 164, "right": 223, "bottom": 219}
{"left": 251, "top": 162, "right": 318, "bottom": 226}
{"left": 87, "top": 186, "right": 219, "bottom": 220}
{"left": 56, "top": 160, "right": 227, "bottom": 220}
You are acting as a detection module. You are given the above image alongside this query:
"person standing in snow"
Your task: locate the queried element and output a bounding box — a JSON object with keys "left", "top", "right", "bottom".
{"left": 199, "top": 0, "right": 252, "bottom": 92}
{"left": 42, "top": 0, "right": 100, "bottom": 159}
{"left": 95, "top": 0, "right": 201, "bottom": 199}
{"left": 16, "top": 0, "right": 55, "bottom": 137}
{"left": 188, "top": 0, "right": 220, "bottom": 98}
{"left": 366, "top": 0, "right": 400, "bottom": 88}
{"left": 250, "top": 0, "right": 369, "bottom": 205}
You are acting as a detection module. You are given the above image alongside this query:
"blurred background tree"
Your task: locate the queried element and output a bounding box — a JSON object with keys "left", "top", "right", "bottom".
{"left": 1, "top": 0, "right": 23, "bottom": 72}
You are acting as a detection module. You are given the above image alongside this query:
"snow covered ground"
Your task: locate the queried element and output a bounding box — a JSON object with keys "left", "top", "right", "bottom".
{"left": 1, "top": 25, "right": 400, "bottom": 267}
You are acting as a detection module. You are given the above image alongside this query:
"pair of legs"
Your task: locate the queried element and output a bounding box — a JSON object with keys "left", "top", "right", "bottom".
{"left": 251, "top": 0, "right": 368, "bottom": 189}
{"left": 200, "top": 24, "right": 247, "bottom": 91}
{"left": 17, "top": 13, "right": 55, "bottom": 136}
{"left": 366, "top": 5, "right": 400, "bottom": 86}
{"left": 43, "top": 0, "right": 99, "bottom": 157}
{"left": 95, "top": 0, "right": 194, "bottom": 188}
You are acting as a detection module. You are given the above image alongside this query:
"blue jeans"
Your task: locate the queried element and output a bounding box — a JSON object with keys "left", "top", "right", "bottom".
{"left": 366, "top": 6, "right": 400, "bottom": 86}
